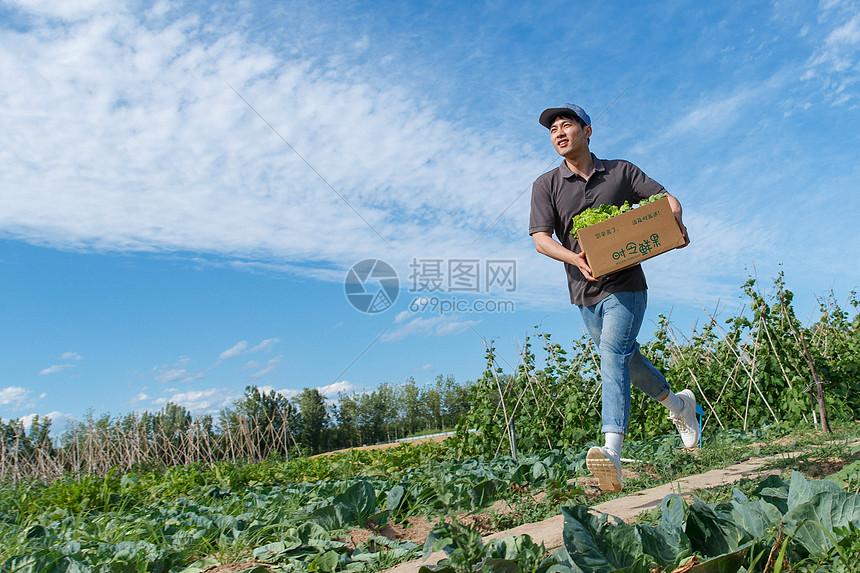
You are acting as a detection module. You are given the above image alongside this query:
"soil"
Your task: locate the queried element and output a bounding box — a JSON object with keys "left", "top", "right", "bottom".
{"left": 345, "top": 498, "right": 524, "bottom": 549}
{"left": 346, "top": 516, "right": 440, "bottom": 548}
{"left": 795, "top": 456, "right": 854, "bottom": 479}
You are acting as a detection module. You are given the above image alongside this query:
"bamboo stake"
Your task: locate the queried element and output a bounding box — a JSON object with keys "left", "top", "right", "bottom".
{"left": 785, "top": 311, "right": 832, "bottom": 433}
{"left": 517, "top": 340, "right": 567, "bottom": 444}
{"left": 714, "top": 355, "right": 746, "bottom": 423}
{"left": 688, "top": 368, "right": 725, "bottom": 429}
{"left": 491, "top": 359, "right": 515, "bottom": 457}
{"left": 539, "top": 339, "right": 583, "bottom": 421}
{"left": 742, "top": 323, "right": 781, "bottom": 428}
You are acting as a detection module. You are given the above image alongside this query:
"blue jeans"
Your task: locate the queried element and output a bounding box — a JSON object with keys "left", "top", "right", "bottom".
{"left": 579, "top": 291, "right": 671, "bottom": 435}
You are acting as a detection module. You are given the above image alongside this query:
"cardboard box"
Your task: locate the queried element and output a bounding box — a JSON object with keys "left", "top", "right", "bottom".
{"left": 576, "top": 196, "right": 685, "bottom": 278}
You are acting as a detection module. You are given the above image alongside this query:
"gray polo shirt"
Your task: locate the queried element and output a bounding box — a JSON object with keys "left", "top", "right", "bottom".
{"left": 529, "top": 155, "right": 666, "bottom": 307}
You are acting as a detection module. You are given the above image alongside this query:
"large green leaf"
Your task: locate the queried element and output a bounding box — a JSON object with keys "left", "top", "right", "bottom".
{"left": 686, "top": 545, "right": 752, "bottom": 573}
{"left": 561, "top": 506, "right": 623, "bottom": 572}
{"left": 311, "top": 503, "right": 353, "bottom": 529}
{"left": 511, "top": 463, "right": 533, "bottom": 485}
{"left": 785, "top": 489, "right": 860, "bottom": 557}
{"left": 639, "top": 517, "right": 691, "bottom": 567}
{"left": 720, "top": 495, "right": 783, "bottom": 540}
{"left": 469, "top": 479, "right": 499, "bottom": 508}
{"left": 252, "top": 538, "right": 303, "bottom": 563}
{"left": 308, "top": 549, "right": 340, "bottom": 572}
{"left": 559, "top": 472, "right": 860, "bottom": 573}
{"left": 661, "top": 493, "right": 686, "bottom": 530}
{"left": 367, "top": 509, "right": 391, "bottom": 526}
{"left": 297, "top": 521, "right": 332, "bottom": 544}
{"left": 333, "top": 481, "right": 378, "bottom": 524}
{"left": 685, "top": 498, "right": 752, "bottom": 558}
{"left": 532, "top": 462, "right": 549, "bottom": 481}
{"left": 176, "top": 557, "right": 222, "bottom": 573}
{"left": 386, "top": 485, "right": 406, "bottom": 512}
{"left": 753, "top": 474, "right": 791, "bottom": 514}
{"left": 650, "top": 494, "right": 693, "bottom": 566}
{"left": 787, "top": 470, "right": 842, "bottom": 510}
{"left": 561, "top": 505, "right": 684, "bottom": 573}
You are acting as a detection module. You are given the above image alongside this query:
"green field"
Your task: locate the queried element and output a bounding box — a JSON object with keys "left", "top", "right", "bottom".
{"left": 2, "top": 424, "right": 859, "bottom": 572}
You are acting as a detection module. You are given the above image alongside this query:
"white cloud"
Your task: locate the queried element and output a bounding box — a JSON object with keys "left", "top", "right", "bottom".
{"left": 155, "top": 368, "right": 204, "bottom": 385}
{"left": 316, "top": 380, "right": 355, "bottom": 398}
{"left": 19, "top": 410, "right": 71, "bottom": 430}
{"left": 278, "top": 388, "right": 299, "bottom": 400}
{"left": 0, "top": 0, "right": 853, "bottom": 344}
{"left": 802, "top": 4, "right": 860, "bottom": 104}
{"left": 393, "top": 310, "right": 412, "bottom": 324}
{"left": 646, "top": 74, "right": 787, "bottom": 149}
{"left": 5, "top": 0, "right": 112, "bottom": 20}
{"left": 0, "top": 2, "right": 622, "bottom": 322}
{"left": 249, "top": 338, "right": 279, "bottom": 353}
{"left": 0, "top": 1, "right": 542, "bottom": 283}
{"left": 220, "top": 338, "right": 279, "bottom": 362}
{"left": 164, "top": 388, "right": 234, "bottom": 413}
{"left": 153, "top": 357, "right": 204, "bottom": 384}
{"left": 39, "top": 351, "right": 84, "bottom": 375}
{"left": 382, "top": 314, "right": 481, "bottom": 342}
{"left": 248, "top": 355, "right": 283, "bottom": 380}
{"left": 219, "top": 341, "right": 249, "bottom": 360}
{"left": 39, "top": 364, "right": 75, "bottom": 375}
{"left": 257, "top": 385, "right": 298, "bottom": 400}
{"left": 813, "top": 13, "right": 860, "bottom": 71}
{"left": 0, "top": 386, "right": 32, "bottom": 408}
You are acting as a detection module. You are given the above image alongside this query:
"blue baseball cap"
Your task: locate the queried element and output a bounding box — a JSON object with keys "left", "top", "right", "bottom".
{"left": 539, "top": 104, "right": 591, "bottom": 128}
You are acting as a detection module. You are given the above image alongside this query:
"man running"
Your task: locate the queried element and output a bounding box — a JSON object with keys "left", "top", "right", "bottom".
{"left": 529, "top": 103, "right": 700, "bottom": 492}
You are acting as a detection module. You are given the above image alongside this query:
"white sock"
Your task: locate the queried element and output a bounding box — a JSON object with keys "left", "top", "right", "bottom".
{"left": 659, "top": 391, "right": 683, "bottom": 415}
{"left": 604, "top": 432, "right": 624, "bottom": 458}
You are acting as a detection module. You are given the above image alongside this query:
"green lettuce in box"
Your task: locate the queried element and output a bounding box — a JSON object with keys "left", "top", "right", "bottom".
{"left": 571, "top": 194, "right": 683, "bottom": 278}
{"left": 571, "top": 193, "right": 667, "bottom": 240}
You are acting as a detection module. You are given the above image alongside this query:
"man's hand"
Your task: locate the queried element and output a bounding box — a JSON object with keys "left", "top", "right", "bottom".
{"left": 572, "top": 250, "right": 597, "bottom": 281}
{"left": 665, "top": 193, "right": 690, "bottom": 248}
{"left": 674, "top": 212, "right": 690, "bottom": 248}
{"left": 532, "top": 231, "right": 598, "bottom": 282}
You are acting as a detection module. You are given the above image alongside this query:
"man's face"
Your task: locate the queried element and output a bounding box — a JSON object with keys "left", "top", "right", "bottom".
{"left": 549, "top": 115, "right": 591, "bottom": 156}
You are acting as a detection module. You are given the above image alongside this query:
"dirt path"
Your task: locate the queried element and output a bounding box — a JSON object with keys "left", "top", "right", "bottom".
{"left": 383, "top": 442, "right": 857, "bottom": 573}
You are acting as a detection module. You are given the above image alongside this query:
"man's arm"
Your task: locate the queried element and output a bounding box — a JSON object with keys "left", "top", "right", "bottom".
{"left": 626, "top": 162, "right": 689, "bottom": 248}
{"left": 664, "top": 192, "right": 690, "bottom": 248}
{"left": 532, "top": 231, "right": 598, "bottom": 282}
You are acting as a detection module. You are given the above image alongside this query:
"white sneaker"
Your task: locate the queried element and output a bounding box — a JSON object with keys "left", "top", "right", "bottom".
{"left": 669, "top": 389, "right": 701, "bottom": 449}
{"left": 586, "top": 446, "right": 623, "bottom": 492}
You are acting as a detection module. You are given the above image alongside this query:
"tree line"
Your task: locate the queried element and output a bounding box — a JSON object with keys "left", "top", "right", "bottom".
{"left": 0, "top": 374, "right": 474, "bottom": 482}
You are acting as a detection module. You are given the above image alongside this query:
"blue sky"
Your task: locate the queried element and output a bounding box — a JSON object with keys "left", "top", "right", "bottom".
{"left": 2, "top": 0, "right": 859, "bottom": 434}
